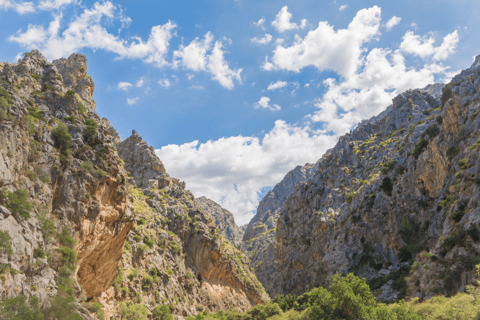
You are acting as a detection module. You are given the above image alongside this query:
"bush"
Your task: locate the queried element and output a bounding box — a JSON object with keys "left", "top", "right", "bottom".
{"left": 57, "top": 226, "right": 76, "bottom": 248}
{"left": 142, "top": 274, "right": 153, "bottom": 289}
{"left": 441, "top": 83, "right": 452, "bottom": 106}
{"left": 119, "top": 302, "right": 149, "bottom": 320}
{"left": 27, "top": 106, "right": 45, "bottom": 122}
{"left": 0, "top": 295, "right": 43, "bottom": 320}
{"left": 51, "top": 122, "right": 73, "bottom": 153}
{"left": 447, "top": 147, "right": 459, "bottom": 160}
{"left": 3, "top": 189, "right": 32, "bottom": 219}
{"left": 66, "top": 90, "right": 76, "bottom": 97}
{"left": 144, "top": 236, "right": 154, "bottom": 247}
{"left": 34, "top": 248, "right": 46, "bottom": 259}
{"left": 425, "top": 124, "right": 440, "bottom": 138}
{"left": 78, "top": 102, "right": 87, "bottom": 114}
{"left": 138, "top": 244, "right": 149, "bottom": 253}
{"left": 0, "top": 230, "right": 13, "bottom": 256}
{"left": 152, "top": 305, "right": 173, "bottom": 320}
{"left": 81, "top": 161, "right": 94, "bottom": 173}
{"left": 137, "top": 218, "right": 145, "bottom": 225}
{"left": 128, "top": 269, "right": 138, "bottom": 281}
{"left": 84, "top": 119, "right": 97, "bottom": 145}
{"left": 346, "top": 192, "right": 356, "bottom": 203}
{"left": 413, "top": 139, "right": 428, "bottom": 159}
{"left": 39, "top": 213, "right": 55, "bottom": 241}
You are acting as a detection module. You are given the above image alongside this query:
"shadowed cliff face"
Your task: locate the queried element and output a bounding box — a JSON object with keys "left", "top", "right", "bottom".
{"left": 271, "top": 58, "right": 480, "bottom": 301}
{"left": 0, "top": 50, "right": 134, "bottom": 320}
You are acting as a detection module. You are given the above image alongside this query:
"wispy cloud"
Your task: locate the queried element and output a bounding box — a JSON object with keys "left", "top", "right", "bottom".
{"left": 118, "top": 81, "right": 133, "bottom": 91}
{"left": 385, "top": 16, "right": 401, "bottom": 31}
{"left": 126, "top": 97, "right": 139, "bottom": 105}
{"left": 255, "top": 96, "right": 281, "bottom": 111}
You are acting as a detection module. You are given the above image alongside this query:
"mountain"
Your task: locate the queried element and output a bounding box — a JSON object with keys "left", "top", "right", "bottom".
{"left": 269, "top": 57, "right": 480, "bottom": 302}
{"left": 0, "top": 50, "right": 267, "bottom": 320}
{"left": 194, "top": 196, "right": 245, "bottom": 247}
{"left": 240, "top": 163, "right": 315, "bottom": 297}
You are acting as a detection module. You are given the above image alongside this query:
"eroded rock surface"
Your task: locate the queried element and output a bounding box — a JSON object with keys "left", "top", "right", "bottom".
{"left": 271, "top": 57, "right": 480, "bottom": 302}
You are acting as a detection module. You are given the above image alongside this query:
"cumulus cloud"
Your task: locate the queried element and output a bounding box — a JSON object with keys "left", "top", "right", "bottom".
{"left": 136, "top": 78, "right": 144, "bottom": 87}
{"left": 8, "top": 1, "right": 176, "bottom": 67}
{"left": 399, "top": 30, "right": 459, "bottom": 60}
{"left": 339, "top": 4, "right": 348, "bottom": 11}
{"left": 385, "top": 16, "right": 401, "bottom": 31}
{"left": 38, "top": 0, "right": 75, "bottom": 10}
{"left": 126, "top": 97, "right": 139, "bottom": 105}
{"left": 158, "top": 78, "right": 173, "bottom": 88}
{"left": 255, "top": 97, "right": 281, "bottom": 111}
{"left": 156, "top": 120, "right": 337, "bottom": 225}
{"left": 263, "top": 6, "right": 382, "bottom": 76}
{"left": 117, "top": 81, "right": 132, "bottom": 91}
{"left": 253, "top": 17, "right": 266, "bottom": 30}
{"left": 311, "top": 48, "right": 456, "bottom": 135}
{"left": 0, "top": 0, "right": 35, "bottom": 14}
{"left": 251, "top": 33, "right": 273, "bottom": 45}
{"left": 173, "top": 32, "right": 242, "bottom": 89}
{"left": 266, "top": 80, "right": 287, "bottom": 91}
{"left": 271, "top": 6, "right": 307, "bottom": 32}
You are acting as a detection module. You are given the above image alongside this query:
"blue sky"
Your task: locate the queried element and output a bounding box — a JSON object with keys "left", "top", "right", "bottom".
{"left": 1, "top": 0, "right": 479, "bottom": 225}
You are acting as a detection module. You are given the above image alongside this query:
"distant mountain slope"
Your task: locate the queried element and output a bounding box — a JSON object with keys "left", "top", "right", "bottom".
{"left": 271, "top": 56, "right": 480, "bottom": 302}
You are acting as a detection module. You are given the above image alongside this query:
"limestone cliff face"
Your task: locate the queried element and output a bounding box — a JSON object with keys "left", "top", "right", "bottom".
{"left": 0, "top": 50, "right": 134, "bottom": 319}
{"left": 115, "top": 131, "right": 268, "bottom": 317}
{"left": 240, "top": 164, "right": 315, "bottom": 296}
{"left": 0, "top": 50, "right": 267, "bottom": 320}
{"left": 194, "top": 196, "right": 245, "bottom": 247}
{"left": 272, "top": 58, "right": 480, "bottom": 302}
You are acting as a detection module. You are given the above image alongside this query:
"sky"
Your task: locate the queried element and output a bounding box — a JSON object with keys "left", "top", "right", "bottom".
{"left": 1, "top": 0, "right": 479, "bottom": 225}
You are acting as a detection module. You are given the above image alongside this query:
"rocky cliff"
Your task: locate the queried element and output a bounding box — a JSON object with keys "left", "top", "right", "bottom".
{"left": 240, "top": 164, "right": 315, "bottom": 297}
{"left": 271, "top": 57, "right": 480, "bottom": 302}
{"left": 0, "top": 50, "right": 267, "bottom": 320}
{"left": 194, "top": 196, "right": 245, "bottom": 247}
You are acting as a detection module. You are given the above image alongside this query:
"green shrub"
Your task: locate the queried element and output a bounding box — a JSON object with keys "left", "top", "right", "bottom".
{"left": 119, "top": 302, "right": 149, "bottom": 320}
{"left": 27, "top": 106, "right": 45, "bottom": 122}
{"left": 64, "top": 115, "right": 76, "bottom": 122}
{"left": 144, "top": 236, "right": 154, "bottom": 247}
{"left": 0, "top": 230, "right": 13, "bottom": 256}
{"left": 34, "top": 248, "right": 46, "bottom": 259}
{"left": 447, "top": 147, "right": 458, "bottom": 160}
{"left": 142, "top": 274, "right": 153, "bottom": 289}
{"left": 152, "top": 305, "right": 173, "bottom": 320}
{"left": 0, "top": 295, "right": 43, "bottom": 320}
{"left": 450, "top": 202, "right": 467, "bottom": 222}
{"left": 78, "top": 102, "right": 87, "bottom": 114}
{"left": 124, "top": 241, "right": 131, "bottom": 251}
{"left": 138, "top": 244, "right": 149, "bottom": 253}
{"left": 441, "top": 84, "right": 452, "bottom": 106}
{"left": 137, "top": 218, "right": 145, "bottom": 225}
{"left": 57, "top": 226, "right": 76, "bottom": 248}
{"left": 31, "top": 74, "right": 41, "bottom": 81}
{"left": 133, "top": 235, "right": 141, "bottom": 242}
{"left": 458, "top": 159, "right": 468, "bottom": 170}
{"left": 59, "top": 246, "right": 77, "bottom": 268}
{"left": 413, "top": 139, "right": 428, "bottom": 159}
{"left": 84, "top": 119, "right": 97, "bottom": 145}
{"left": 3, "top": 189, "right": 32, "bottom": 219}
{"left": 51, "top": 122, "right": 73, "bottom": 153}
{"left": 425, "top": 124, "right": 440, "bottom": 138}
{"left": 66, "top": 90, "right": 76, "bottom": 97}
{"left": 81, "top": 161, "right": 94, "bottom": 173}
{"left": 346, "top": 191, "right": 356, "bottom": 203}
{"left": 128, "top": 269, "right": 139, "bottom": 281}
{"left": 39, "top": 213, "right": 55, "bottom": 241}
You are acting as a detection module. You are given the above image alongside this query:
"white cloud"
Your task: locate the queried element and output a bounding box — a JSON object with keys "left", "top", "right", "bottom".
{"left": 410, "top": 22, "right": 417, "bottom": 28}
{"left": 255, "top": 96, "right": 281, "bottom": 111}
{"left": 186, "top": 73, "right": 195, "bottom": 80}
{"left": 136, "top": 77, "right": 144, "bottom": 87}
{"left": 126, "top": 97, "right": 139, "bottom": 105}
{"left": 271, "top": 6, "right": 307, "bottom": 32}
{"left": 158, "top": 78, "right": 173, "bottom": 88}
{"left": 266, "top": 80, "right": 287, "bottom": 91}
{"left": 399, "top": 30, "right": 459, "bottom": 61}
{"left": 304, "top": 83, "right": 310, "bottom": 88}
{"left": 253, "top": 17, "right": 266, "bottom": 30}
{"left": 38, "top": 0, "right": 75, "bottom": 10}
{"left": 339, "top": 4, "right": 348, "bottom": 11}
{"left": 251, "top": 33, "right": 273, "bottom": 45}
{"left": 0, "top": 0, "right": 35, "bottom": 14}
{"left": 156, "top": 120, "right": 337, "bottom": 225}
{"left": 385, "top": 16, "right": 401, "bottom": 31}
{"left": 8, "top": 1, "right": 176, "bottom": 67}
{"left": 173, "top": 32, "right": 242, "bottom": 89}
{"left": 117, "top": 81, "right": 132, "bottom": 91}
{"left": 263, "top": 6, "right": 382, "bottom": 76}
{"left": 311, "top": 48, "right": 455, "bottom": 135}
{"left": 189, "top": 84, "right": 204, "bottom": 90}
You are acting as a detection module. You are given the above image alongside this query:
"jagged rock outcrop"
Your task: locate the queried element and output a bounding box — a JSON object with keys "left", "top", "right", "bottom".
{"left": 0, "top": 50, "right": 134, "bottom": 319}
{"left": 115, "top": 131, "right": 268, "bottom": 317}
{"left": 272, "top": 57, "right": 480, "bottom": 302}
{"left": 0, "top": 50, "right": 267, "bottom": 320}
{"left": 240, "top": 164, "right": 315, "bottom": 296}
{"left": 194, "top": 196, "right": 245, "bottom": 247}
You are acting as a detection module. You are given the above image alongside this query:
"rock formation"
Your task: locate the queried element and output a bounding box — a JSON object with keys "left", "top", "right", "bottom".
{"left": 0, "top": 50, "right": 267, "bottom": 320}
{"left": 270, "top": 58, "right": 480, "bottom": 302}
{"left": 194, "top": 196, "right": 245, "bottom": 247}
